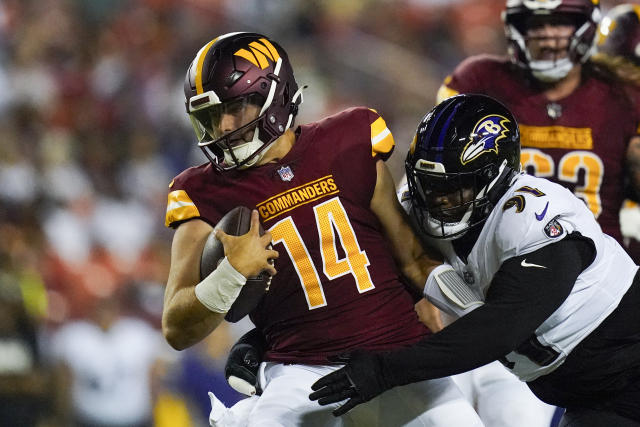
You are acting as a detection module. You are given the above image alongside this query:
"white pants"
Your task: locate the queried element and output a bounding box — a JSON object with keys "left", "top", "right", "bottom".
{"left": 452, "top": 362, "right": 556, "bottom": 427}
{"left": 210, "top": 362, "right": 483, "bottom": 426}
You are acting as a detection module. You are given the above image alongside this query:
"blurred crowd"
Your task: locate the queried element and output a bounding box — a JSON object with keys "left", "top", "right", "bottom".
{"left": 0, "top": 0, "right": 628, "bottom": 425}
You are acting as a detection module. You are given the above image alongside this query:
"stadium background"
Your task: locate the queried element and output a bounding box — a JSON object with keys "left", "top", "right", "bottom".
{"left": 0, "top": 0, "right": 630, "bottom": 425}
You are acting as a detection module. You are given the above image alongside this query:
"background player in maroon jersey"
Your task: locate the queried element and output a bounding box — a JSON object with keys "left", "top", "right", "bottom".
{"left": 437, "top": 0, "right": 640, "bottom": 254}
{"left": 161, "top": 32, "right": 482, "bottom": 426}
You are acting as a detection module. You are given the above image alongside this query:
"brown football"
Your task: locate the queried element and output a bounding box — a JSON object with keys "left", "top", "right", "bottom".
{"left": 200, "top": 206, "right": 272, "bottom": 322}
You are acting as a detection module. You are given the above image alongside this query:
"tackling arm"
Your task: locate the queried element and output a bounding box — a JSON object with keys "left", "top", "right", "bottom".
{"left": 370, "top": 160, "right": 444, "bottom": 331}
{"left": 310, "top": 236, "right": 594, "bottom": 416}
{"left": 370, "top": 160, "right": 442, "bottom": 290}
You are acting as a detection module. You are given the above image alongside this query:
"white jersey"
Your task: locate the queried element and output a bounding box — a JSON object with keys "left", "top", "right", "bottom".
{"left": 399, "top": 173, "right": 638, "bottom": 381}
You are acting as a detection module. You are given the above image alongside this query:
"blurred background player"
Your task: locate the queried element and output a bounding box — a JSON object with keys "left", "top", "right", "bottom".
{"left": 162, "top": 32, "right": 481, "bottom": 426}
{"left": 49, "top": 289, "right": 171, "bottom": 427}
{"left": 592, "top": 4, "right": 640, "bottom": 261}
{"left": 437, "top": 0, "right": 640, "bottom": 257}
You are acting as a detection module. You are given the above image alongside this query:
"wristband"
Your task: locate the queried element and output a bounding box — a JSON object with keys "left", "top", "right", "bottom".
{"left": 195, "top": 257, "right": 247, "bottom": 313}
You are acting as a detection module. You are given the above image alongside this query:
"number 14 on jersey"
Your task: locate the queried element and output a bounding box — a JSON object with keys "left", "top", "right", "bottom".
{"left": 269, "top": 197, "right": 375, "bottom": 309}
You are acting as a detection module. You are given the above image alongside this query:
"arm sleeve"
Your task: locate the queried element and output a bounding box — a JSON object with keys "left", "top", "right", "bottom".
{"left": 379, "top": 234, "right": 595, "bottom": 387}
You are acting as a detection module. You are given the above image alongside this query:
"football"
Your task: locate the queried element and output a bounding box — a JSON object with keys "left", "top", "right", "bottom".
{"left": 200, "top": 206, "right": 272, "bottom": 322}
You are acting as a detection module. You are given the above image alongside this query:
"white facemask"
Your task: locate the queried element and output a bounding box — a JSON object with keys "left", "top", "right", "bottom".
{"left": 223, "top": 139, "right": 269, "bottom": 169}
{"left": 528, "top": 57, "right": 574, "bottom": 82}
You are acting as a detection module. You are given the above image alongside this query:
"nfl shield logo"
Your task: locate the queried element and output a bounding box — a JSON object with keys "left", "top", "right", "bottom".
{"left": 277, "top": 166, "right": 294, "bottom": 182}
{"left": 544, "top": 218, "right": 564, "bottom": 238}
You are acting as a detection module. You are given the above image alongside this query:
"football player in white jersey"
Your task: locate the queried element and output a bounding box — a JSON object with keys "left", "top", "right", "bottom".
{"left": 398, "top": 176, "right": 556, "bottom": 425}
{"left": 309, "top": 94, "right": 640, "bottom": 427}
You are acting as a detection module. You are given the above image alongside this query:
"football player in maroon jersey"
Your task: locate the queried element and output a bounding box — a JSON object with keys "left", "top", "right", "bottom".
{"left": 161, "top": 32, "right": 482, "bottom": 426}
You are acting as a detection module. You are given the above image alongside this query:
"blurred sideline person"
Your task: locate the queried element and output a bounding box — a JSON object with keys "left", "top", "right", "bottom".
{"left": 436, "top": 0, "right": 640, "bottom": 257}
{"left": 0, "top": 281, "right": 52, "bottom": 426}
{"left": 592, "top": 4, "right": 640, "bottom": 262}
{"left": 162, "top": 32, "right": 482, "bottom": 426}
{"left": 50, "top": 291, "right": 170, "bottom": 427}
{"left": 309, "top": 93, "right": 640, "bottom": 427}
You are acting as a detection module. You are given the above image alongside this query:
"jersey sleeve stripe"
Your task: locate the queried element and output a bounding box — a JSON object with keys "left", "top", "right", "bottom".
{"left": 372, "top": 127, "right": 391, "bottom": 145}
{"left": 371, "top": 129, "right": 395, "bottom": 156}
{"left": 370, "top": 116, "right": 387, "bottom": 137}
{"left": 165, "top": 190, "right": 201, "bottom": 227}
{"left": 436, "top": 84, "right": 459, "bottom": 104}
{"left": 370, "top": 116, "right": 395, "bottom": 156}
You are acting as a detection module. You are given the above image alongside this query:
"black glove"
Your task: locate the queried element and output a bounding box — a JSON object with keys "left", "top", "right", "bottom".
{"left": 225, "top": 328, "right": 267, "bottom": 396}
{"left": 308, "top": 350, "right": 391, "bottom": 416}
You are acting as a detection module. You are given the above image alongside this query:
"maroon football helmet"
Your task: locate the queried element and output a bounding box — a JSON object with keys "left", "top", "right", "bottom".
{"left": 184, "top": 33, "right": 303, "bottom": 171}
{"left": 503, "top": 0, "right": 601, "bottom": 82}
{"left": 597, "top": 4, "right": 640, "bottom": 66}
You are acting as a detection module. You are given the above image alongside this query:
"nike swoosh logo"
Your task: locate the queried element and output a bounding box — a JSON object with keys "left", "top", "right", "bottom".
{"left": 535, "top": 202, "right": 549, "bottom": 221}
{"left": 521, "top": 259, "right": 547, "bottom": 269}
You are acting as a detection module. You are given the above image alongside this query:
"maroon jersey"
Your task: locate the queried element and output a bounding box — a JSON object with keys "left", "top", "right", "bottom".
{"left": 165, "top": 107, "right": 429, "bottom": 364}
{"left": 437, "top": 54, "right": 640, "bottom": 245}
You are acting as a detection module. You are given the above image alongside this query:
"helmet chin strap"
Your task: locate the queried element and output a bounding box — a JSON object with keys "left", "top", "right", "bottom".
{"left": 223, "top": 139, "right": 269, "bottom": 169}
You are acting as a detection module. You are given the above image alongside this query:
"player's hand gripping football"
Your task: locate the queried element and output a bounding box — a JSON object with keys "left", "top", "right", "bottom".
{"left": 309, "top": 350, "right": 390, "bottom": 416}
{"left": 216, "top": 210, "right": 278, "bottom": 278}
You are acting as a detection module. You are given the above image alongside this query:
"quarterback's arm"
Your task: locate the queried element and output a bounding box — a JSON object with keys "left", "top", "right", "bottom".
{"left": 162, "top": 219, "right": 225, "bottom": 350}
{"left": 626, "top": 135, "right": 640, "bottom": 200}
{"left": 370, "top": 160, "right": 442, "bottom": 291}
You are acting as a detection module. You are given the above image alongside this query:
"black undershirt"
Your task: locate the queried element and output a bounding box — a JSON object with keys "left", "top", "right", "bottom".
{"left": 378, "top": 234, "right": 595, "bottom": 388}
